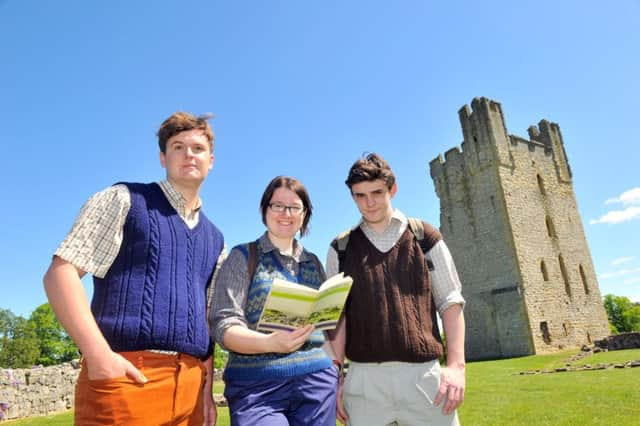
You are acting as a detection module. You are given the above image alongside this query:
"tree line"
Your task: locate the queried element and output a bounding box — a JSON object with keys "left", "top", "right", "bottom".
{"left": 0, "top": 303, "right": 78, "bottom": 368}
{"left": 0, "top": 303, "right": 230, "bottom": 369}
{"left": 603, "top": 294, "right": 640, "bottom": 334}
{"left": 1, "top": 296, "right": 638, "bottom": 369}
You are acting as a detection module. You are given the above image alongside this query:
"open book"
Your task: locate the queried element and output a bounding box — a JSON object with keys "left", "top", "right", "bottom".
{"left": 256, "top": 273, "right": 353, "bottom": 332}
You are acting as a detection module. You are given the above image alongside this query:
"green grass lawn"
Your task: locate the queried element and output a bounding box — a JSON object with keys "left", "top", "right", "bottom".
{"left": 6, "top": 349, "right": 640, "bottom": 425}
{"left": 458, "top": 348, "right": 640, "bottom": 425}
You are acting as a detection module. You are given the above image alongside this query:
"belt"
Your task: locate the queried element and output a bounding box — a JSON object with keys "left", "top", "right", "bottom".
{"left": 147, "top": 349, "right": 179, "bottom": 355}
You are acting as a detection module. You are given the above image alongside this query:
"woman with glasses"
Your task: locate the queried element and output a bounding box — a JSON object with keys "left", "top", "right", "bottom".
{"left": 210, "top": 176, "right": 338, "bottom": 425}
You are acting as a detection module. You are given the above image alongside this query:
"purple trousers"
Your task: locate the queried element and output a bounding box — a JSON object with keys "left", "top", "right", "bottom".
{"left": 224, "top": 366, "right": 338, "bottom": 426}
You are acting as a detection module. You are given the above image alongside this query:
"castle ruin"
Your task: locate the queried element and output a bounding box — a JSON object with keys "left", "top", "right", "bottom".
{"left": 430, "top": 97, "right": 610, "bottom": 360}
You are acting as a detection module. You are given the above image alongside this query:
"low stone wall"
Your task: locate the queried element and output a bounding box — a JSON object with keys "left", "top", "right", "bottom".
{"left": 0, "top": 363, "right": 225, "bottom": 421}
{"left": 594, "top": 332, "right": 640, "bottom": 351}
{"left": 0, "top": 361, "right": 80, "bottom": 422}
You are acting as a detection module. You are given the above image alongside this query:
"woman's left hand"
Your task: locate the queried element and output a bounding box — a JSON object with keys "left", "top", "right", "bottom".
{"left": 265, "top": 324, "right": 315, "bottom": 353}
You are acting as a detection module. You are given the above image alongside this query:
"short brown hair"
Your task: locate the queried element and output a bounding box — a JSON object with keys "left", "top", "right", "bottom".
{"left": 260, "top": 176, "right": 313, "bottom": 237}
{"left": 345, "top": 152, "right": 396, "bottom": 190}
{"left": 156, "top": 112, "right": 214, "bottom": 153}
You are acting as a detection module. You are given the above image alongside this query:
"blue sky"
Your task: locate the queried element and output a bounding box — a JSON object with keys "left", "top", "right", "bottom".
{"left": 1, "top": 1, "right": 638, "bottom": 317}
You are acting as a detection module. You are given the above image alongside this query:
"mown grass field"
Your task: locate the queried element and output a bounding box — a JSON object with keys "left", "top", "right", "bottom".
{"left": 6, "top": 349, "right": 640, "bottom": 425}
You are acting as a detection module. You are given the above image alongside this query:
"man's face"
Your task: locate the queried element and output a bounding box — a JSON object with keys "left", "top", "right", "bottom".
{"left": 160, "top": 129, "right": 214, "bottom": 188}
{"left": 350, "top": 179, "right": 397, "bottom": 227}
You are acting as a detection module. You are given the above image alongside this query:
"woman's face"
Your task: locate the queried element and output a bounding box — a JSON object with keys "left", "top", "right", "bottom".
{"left": 265, "top": 187, "right": 306, "bottom": 243}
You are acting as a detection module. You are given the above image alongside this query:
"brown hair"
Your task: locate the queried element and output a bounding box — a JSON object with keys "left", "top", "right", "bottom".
{"left": 345, "top": 152, "right": 396, "bottom": 190}
{"left": 260, "top": 176, "right": 313, "bottom": 237}
{"left": 156, "top": 112, "right": 214, "bottom": 153}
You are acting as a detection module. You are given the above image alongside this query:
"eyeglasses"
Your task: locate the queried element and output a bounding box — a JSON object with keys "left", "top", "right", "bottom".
{"left": 268, "top": 203, "right": 304, "bottom": 215}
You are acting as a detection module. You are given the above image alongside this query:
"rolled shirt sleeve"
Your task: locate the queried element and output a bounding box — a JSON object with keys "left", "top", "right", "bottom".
{"left": 206, "top": 245, "right": 228, "bottom": 316}
{"left": 209, "top": 247, "right": 252, "bottom": 350}
{"left": 54, "top": 184, "right": 130, "bottom": 278}
{"left": 427, "top": 240, "right": 465, "bottom": 315}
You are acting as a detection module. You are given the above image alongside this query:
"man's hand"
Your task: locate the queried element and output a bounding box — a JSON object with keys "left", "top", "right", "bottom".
{"left": 203, "top": 355, "right": 217, "bottom": 425}
{"left": 203, "top": 391, "right": 217, "bottom": 426}
{"left": 336, "top": 374, "right": 348, "bottom": 424}
{"left": 434, "top": 364, "right": 465, "bottom": 415}
{"left": 85, "top": 351, "right": 147, "bottom": 383}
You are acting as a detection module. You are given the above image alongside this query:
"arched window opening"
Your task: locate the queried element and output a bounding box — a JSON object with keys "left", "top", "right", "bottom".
{"left": 579, "top": 265, "right": 590, "bottom": 295}
{"left": 546, "top": 216, "right": 556, "bottom": 238}
{"left": 541, "top": 260, "right": 549, "bottom": 281}
{"left": 559, "top": 255, "right": 571, "bottom": 298}
{"left": 537, "top": 174, "right": 546, "bottom": 195}
{"left": 540, "top": 321, "right": 552, "bottom": 345}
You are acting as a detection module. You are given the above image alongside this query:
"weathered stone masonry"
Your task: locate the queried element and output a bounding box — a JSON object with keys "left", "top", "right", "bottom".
{"left": 430, "top": 97, "right": 610, "bottom": 361}
{"left": 0, "top": 362, "right": 79, "bottom": 421}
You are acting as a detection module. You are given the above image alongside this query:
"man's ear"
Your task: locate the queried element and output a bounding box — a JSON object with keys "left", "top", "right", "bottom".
{"left": 390, "top": 183, "right": 398, "bottom": 197}
{"left": 159, "top": 151, "right": 166, "bottom": 168}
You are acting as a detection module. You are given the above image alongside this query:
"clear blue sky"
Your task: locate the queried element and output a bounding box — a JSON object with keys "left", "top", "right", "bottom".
{"left": 1, "top": 1, "right": 638, "bottom": 317}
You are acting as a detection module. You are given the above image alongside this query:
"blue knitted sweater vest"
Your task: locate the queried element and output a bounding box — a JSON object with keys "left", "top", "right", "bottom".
{"left": 223, "top": 243, "right": 332, "bottom": 381}
{"left": 92, "top": 183, "right": 224, "bottom": 358}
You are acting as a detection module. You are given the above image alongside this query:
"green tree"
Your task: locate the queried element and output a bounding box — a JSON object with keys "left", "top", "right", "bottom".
{"left": 0, "top": 309, "right": 40, "bottom": 368}
{"left": 28, "top": 303, "right": 78, "bottom": 365}
{"left": 0, "top": 308, "right": 15, "bottom": 339}
{"left": 603, "top": 294, "right": 640, "bottom": 333}
{"left": 214, "top": 345, "right": 228, "bottom": 370}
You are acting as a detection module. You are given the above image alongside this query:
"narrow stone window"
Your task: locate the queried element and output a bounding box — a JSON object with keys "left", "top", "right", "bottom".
{"left": 546, "top": 216, "right": 556, "bottom": 238}
{"left": 562, "top": 322, "right": 568, "bottom": 336}
{"left": 559, "top": 255, "right": 571, "bottom": 297}
{"left": 490, "top": 195, "right": 496, "bottom": 211}
{"left": 586, "top": 332, "right": 592, "bottom": 344}
{"left": 579, "top": 264, "right": 590, "bottom": 295}
{"left": 537, "top": 174, "right": 546, "bottom": 195}
{"left": 541, "top": 260, "right": 549, "bottom": 281}
{"left": 540, "top": 321, "right": 551, "bottom": 344}
{"left": 447, "top": 216, "right": 453, "bottom": 234}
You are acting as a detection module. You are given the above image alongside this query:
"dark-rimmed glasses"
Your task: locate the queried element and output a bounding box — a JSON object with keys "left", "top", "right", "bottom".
{"left": 268, "top": 203, "right": 304, "bottom": 215}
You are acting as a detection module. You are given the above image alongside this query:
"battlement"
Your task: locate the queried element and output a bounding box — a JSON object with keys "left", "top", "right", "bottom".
{"left": 431, "top": 98, "right": 571, "bottom": 181}
{"left": 508, "top": 134, "right": 550, "bottom": 154}
{"left": 458, "top": 98, "right": 505, "bottom": 148}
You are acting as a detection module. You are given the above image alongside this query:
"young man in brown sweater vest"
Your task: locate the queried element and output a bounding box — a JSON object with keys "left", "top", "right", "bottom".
{"left": 326, "top": 153, "right": 466, "bottom": 426}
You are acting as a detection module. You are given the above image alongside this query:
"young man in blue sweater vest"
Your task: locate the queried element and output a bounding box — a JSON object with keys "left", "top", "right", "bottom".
{"left": 43, "top": 112, "right": 225, "bottom": 425}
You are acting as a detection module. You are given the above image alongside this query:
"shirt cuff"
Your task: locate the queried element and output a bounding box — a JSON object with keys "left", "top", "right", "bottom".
{"left": 437, "top": 296, "right": 465, "bottom": 316}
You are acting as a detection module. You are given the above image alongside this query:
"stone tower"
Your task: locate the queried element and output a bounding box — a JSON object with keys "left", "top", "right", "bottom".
{"left": 429, "top": 97, "right": 610, "bottom": 361}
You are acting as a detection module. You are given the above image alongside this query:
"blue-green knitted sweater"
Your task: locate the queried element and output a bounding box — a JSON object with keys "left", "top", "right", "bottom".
{"left": 222, "top": 243, "right": 332, "bottom": 381}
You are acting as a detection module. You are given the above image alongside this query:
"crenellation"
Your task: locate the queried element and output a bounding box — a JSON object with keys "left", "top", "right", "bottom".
{"left": 430, "top": 97, "right": 609, "bottom": 361}
{"left": 528, "top": 125, "right": 541, "bottom": 142}
{"left": 508, "top": 135, "right": 548, "bottom": 154}
{"left": 444, "top": 146, "right": 463, "bottom": 163}
{"left": 458, "top": 104, "right": 474, "bottom": 147}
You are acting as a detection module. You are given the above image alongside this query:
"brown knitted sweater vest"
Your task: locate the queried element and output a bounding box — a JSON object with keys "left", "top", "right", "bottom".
{"left": 341, "top": 226, "right": 444, "bottom": 363}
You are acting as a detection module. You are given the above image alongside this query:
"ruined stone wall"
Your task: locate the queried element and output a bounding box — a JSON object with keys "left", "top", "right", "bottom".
{"left": 0, "top": 363, "right": 225, "bottom": 422}
{"left": 0, "top": 362, "right": 79, "bottom": 421}
{"left": 500, "top": 130, "right": 609, "bottom": 354}
{"left": 430, "top": 97, "right": 610, "bottom": 360}
{"left": 431, "top": 149, "right": 531, "bottom": 359}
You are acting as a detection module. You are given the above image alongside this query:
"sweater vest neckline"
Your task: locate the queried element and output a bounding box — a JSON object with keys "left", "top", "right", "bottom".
{"left": 148, "top": 182, "right": 206, "bottom": 234}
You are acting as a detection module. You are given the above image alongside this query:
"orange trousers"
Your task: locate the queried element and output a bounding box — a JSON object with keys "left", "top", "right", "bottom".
{"left": 74, "top": 351, "right": 206, "bottom": 426}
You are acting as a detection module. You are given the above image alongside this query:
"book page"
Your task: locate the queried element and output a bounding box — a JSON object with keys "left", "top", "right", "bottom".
{"left": 309, "top": 275, "right": 352, "bottom": 330}
{"left": 257, "top": 278, "right": 317, "bottom": 331}
{"left": 257, "top": 275, "right": 352, "bottom": 332}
